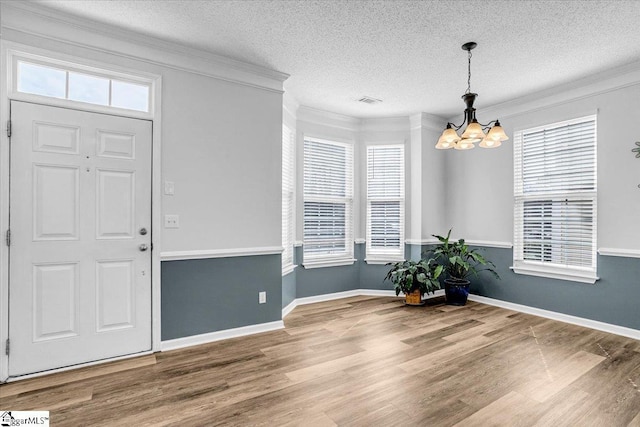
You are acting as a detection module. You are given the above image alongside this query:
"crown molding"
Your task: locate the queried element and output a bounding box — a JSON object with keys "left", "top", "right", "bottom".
{"left": 360, "top": 116, "right": 410, "bottom": 133}
{"left": 0, "top": 2, "right": 289, "bottom": 93}
{"left": 475, "top": 60, "right": 640, "bottom": 122}
{"left": 409, "top": 112, "right": 446, "bottom": 132}
{"left": 297, "top": 105, "right": 362, "bottom": 132}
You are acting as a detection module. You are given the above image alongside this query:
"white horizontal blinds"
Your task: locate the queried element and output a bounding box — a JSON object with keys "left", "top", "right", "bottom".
{"left": 521, "top": 118, "right": 596, "bottom": 193}
{"left": 520, "top": 199, "right": 595, "bottom": 267}
{"left": 514, "top": 115, "right": 597, "bottom": 270}
{"left": 366, "top": 145, "right": 405, "bottom": 259}
{"left": 303, "top": 138, "right": 354, "bottom": 261}
{"left": 282, "top": 124, "right": 295, "bottom": 273}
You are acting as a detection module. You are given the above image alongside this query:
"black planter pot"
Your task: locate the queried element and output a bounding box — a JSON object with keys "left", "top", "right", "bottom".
{"left": 444, "top": 278, "right": 470, "bottom": 306}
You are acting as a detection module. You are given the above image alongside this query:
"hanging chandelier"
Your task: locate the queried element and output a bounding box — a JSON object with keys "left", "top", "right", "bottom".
{"left": 436, "top": 42, "right": 508, "bottom": 150}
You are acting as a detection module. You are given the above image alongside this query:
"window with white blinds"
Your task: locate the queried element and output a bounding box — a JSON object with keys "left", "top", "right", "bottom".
{"left": 513, "top": 115, "right": 597, "bottom": 283}
{"left": 303, "top": 137, "right": 354, "bottom": 267}
{"left": 366, "top": 145, "right": 405, "bottom": 262}
{"left": 282, "top": 124, "right": 295, "bottom": 275}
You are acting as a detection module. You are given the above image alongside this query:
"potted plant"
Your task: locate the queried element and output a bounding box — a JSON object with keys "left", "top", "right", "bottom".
{"left": 429, "top": 229, "right": 499, "bottom": 306}
{"left": 384, "top": 258, "right": 443, "bottom": 306}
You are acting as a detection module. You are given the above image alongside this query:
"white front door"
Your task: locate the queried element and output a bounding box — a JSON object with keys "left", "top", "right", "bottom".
{"left": 8, "top": 101, "right": 152, "bottom": 377}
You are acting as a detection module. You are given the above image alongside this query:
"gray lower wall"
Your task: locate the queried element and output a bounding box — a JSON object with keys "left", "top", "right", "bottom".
{"left": 161, "top": 254, "right": 282, "bottom": 341}
{"left": 295, "top": 243, "right": 411, "bottom": 299}
{"left": 294, "top": 244, "right": 361, "bottom": 298}
{"left": 282, "top": 270, "right": 296, "bottom": 309}
{"left": 465, "top": 246, "right": 640, "bottom": 331}
{"left": 161, "top": 244, "right": 640, "bottom": 342}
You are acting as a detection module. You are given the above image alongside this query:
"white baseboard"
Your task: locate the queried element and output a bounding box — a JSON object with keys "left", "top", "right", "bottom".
{"left": 467, "top": 294, "right": 640, "bottom": 341}
{"left": 160, "top": 320, "right": 285, "bottom": 351}
{"left": 281, "top": 288, "right": 445, "bottom": 318}
{"left": 282, "top": 300, "right": 298, "bottom": 318}
{"left": 166, "top": 291, "right": 639, "bottom": 355}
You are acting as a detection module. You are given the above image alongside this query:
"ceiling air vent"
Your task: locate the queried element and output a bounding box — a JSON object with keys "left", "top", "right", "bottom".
{"left": 358, "top": 96, "right": 382, "bottom": 105}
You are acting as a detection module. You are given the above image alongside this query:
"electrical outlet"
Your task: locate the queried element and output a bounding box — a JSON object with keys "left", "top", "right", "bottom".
{"left": 164, "top": 214, "right": 179, "bottom": 228}
{"left": 259, "top": 291, "right": 266, "bottom": 304}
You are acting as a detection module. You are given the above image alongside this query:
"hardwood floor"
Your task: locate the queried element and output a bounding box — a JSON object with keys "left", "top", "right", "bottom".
{"left": 2, "top": 296, "right": 640, "bottom": 426}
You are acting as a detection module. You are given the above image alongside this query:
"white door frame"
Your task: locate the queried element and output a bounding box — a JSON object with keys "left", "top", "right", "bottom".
{"left": 0, "top": 41, "right": 163, "bottom": 382}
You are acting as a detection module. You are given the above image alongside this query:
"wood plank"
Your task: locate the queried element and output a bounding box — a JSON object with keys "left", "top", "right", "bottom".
{"left": 518, "top": 350, "right": 605, "bottom": 402}
{"left": 453, "top": 391, "right": 539, "bottom": 426}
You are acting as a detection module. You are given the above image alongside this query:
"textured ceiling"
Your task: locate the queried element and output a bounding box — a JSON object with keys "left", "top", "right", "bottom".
{"left": 26, "top": 0, "right": 640, "bottom": 119}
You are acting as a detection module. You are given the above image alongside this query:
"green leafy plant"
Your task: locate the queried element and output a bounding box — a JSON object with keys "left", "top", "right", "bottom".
{"left": 429, "top": 229, "right": 499, "bottom": 282}
{"left": 384, "top": 258, "right": 443, "bottom": 296}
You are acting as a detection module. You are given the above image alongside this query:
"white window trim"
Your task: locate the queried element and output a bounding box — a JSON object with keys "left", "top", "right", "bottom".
{"left": 512, "top": 114, "right": 598, "bottom": 283}
{"left": 8, "top": 49, "right": 155, "bottom": 119}
{"left": 282, "top": 264, "right": 297, "bottom": 276}
{"left": 282, "top": 124, "right": 296, "bottom": 275}
{"left": 510, "top": 264, "right": 599, "bottom": 284}
{"left": 365, "top": 144, "right": 405, "bottom": 263}
{"left": 302, "top": 136, "right": 354, "bottom": 268}
{"left": 302, "top": 258, "right": 357, "bottom": 269}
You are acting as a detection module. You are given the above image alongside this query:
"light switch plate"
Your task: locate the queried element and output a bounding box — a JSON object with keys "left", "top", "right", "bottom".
{"left": 164, "top": 181, "right": 175, "bottom": 195}
{"left": 259, "top": 291, "right": 266, "bottom": 304}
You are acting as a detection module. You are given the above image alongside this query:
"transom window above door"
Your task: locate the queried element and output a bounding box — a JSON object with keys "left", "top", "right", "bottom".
{"left": 10, "top": 51, "right": 154, "bottom": 114}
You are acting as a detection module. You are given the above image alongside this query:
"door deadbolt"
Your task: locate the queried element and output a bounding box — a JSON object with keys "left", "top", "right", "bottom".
{"left": 139, "top": 227, "right": 148, "bottom": 235}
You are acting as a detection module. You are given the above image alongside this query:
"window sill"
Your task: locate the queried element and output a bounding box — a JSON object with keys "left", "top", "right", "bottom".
{"left": 302, "top": 258, "right": 357, "bottom": 269}
{"left": 510, "top": 264, "right": 598, "bottom": 284}
{"left": 282, "top": 264, "right": 297, "bottom": 276}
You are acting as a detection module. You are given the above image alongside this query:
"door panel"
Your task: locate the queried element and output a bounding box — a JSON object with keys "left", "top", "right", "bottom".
{"left": 96, "top": 130, "right": 135, "bottom": 159}
{"left": 33, "top": 122, "right": 80, "bottom": 155}
{"left": 9, "top": 101, "right": 152, "bottom": 376}
{"left": 96, "top": 169, "right": 135, "bottom": 239}
{"left": 96, "top": 259, "right": 135, "bottom": 332}
{"left": 33, "top": 164, "right": 80, "bottom": 240}
{"left": 33, "top": 262, "right": 79, "bottom": 341}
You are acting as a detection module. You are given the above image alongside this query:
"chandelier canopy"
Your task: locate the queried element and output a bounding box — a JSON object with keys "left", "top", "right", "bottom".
{"left": 436, "top": 42, "right": 508, "bottom": 150}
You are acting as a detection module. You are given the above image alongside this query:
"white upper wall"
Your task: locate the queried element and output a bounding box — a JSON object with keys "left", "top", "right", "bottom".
{"left": 161, "top": 69, "right": 283, "bottom": 251}
{"left": 0, "top": 2, "right": 287, "bottom": 253}
{"left": 445, "top": 68, "right": 640, "bottom": 251}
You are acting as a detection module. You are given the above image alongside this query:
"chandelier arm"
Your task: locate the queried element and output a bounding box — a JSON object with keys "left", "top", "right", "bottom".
{"left": 477, "top": 120, "right": 498, "bottom": 129}
{"left": 448, "top": 119, "right": 467, "bottom": 131}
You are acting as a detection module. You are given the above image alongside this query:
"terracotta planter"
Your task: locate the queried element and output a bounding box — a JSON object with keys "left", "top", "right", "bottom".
{"left": 404, "top": 289, "right": 424, "bottom": 306}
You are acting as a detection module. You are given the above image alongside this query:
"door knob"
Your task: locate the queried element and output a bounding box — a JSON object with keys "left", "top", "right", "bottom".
{"left": 139, "top": 244, "right": 149, "bottom": 252}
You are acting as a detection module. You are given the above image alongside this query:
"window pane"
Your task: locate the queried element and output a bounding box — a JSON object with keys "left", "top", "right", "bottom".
{"left": 111, "top": 80, "right": 150, "bottom": 112}
{"left": 68, "top": 72, "right": 109, "bottom": 106}
{"left": 369, "top": 201, "right": 401, "bottom": 248}
{"left": 304, "top": 201, "right": 346, "bottom": 254}
{"left": 17, "top": 61, "right": 66, "bottom": 98}
{"left": 304, "top": 140, "right": 349, "bottom": 198}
